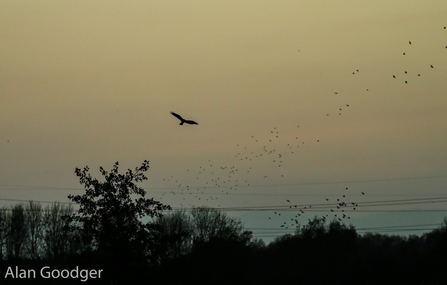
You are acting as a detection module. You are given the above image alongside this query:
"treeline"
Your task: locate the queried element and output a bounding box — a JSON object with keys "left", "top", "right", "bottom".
{"left": 0, "top": 200, "right": 254, "bottom": 284}
{"left": 1, "top": 161, "right": 446, "bottom": 284}
{"left": 155, "top": 213, "right": 447, "bottom": 285}
{"left": 0, "top": 202, "right": 251, "bottom": 263}
{"left": 1, "top": 202, "right": 447, "bottom": 284}
{"left": 0, "top": 202, "right": 80, "bottom": 262}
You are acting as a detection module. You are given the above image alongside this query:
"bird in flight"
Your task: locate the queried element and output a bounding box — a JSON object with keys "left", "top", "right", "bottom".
{"left": 170, "top": 112, "right": 198, "bottom": 125}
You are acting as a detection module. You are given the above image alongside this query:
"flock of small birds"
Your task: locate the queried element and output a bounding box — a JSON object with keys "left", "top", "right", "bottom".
{"left": 161, "top": 98, "right": 359, "bottom": 227}
{"left": 161, "top": 109, "right": 370, "bottom": 228}
{"left": 157, "top": 25, "right": 446, "bottom": 230}
{"left": 391, "top": 28, "right": 447, "bottom": 84}
{"left": 273, "top": 187, "right": 366, "bottom": 229}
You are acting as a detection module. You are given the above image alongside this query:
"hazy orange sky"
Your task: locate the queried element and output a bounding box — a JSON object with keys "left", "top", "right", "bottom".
{"left": 1, "top": 1, "right": 446, "bottom": 240}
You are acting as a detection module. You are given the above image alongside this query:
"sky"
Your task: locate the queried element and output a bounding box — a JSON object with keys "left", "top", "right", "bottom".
{"left": 1, "top": 1, "right": 447, "bottom": 243}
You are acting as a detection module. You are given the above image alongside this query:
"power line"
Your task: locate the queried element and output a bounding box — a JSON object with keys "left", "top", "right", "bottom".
{"left": 0, "top": 198, "right": 75, "bottom": 205}
{"left": 2, "top": 196, "right": 447, "bottom": 211}
{"left": 250, "top": 223, "right": 446, "bottom": 238}
{"left": 252, "top": 227, "right": 439, "bottom": 238}
{"left": 170, "top": 196, "right": 447, "bottom": 212}
{"left": 249, "top": 223, "right": 442, "bottom": 232}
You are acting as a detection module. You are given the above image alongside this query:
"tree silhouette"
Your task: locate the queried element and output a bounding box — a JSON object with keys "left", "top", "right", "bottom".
{"left": 67, "top": 160, "right": 171, "bottom": 283}
{"left": 191, "top": 206, "right": 252, "bottom": 245}
{"left": 156, "top": 209, "right": 193, "bottom": 262}
{"left": 421, "top": 218, "right": 447, "bottom": 284}
{"left": 155, "top": 207, "right": 252, "bottom": 264}
{"left": 0, "top": 207, "right": 6, "bottom": 261}
{"left": 42, "top": 202, "right": 79, "bottom": 261}
{"left": 25, "top": 201, "right": 42, "bottom": 259}
{"left": 5, "top": 204, "right": 28, "bottom": 259}
{"left": 154, "top": 207, "right": 254, "bottom": 284}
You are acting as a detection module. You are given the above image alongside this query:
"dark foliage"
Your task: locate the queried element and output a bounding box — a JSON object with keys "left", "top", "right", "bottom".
{"left": 67, "top": 160, "right": 171, "bottom": 284}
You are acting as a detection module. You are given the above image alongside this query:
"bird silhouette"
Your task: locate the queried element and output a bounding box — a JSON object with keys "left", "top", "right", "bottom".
{"left": 170, "top": 112, "right": 198, "bottom": 125}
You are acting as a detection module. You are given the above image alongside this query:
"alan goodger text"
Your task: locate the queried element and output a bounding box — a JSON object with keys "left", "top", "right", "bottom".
{"left": 3, "top": 266, "right": 103, "bottom": 282}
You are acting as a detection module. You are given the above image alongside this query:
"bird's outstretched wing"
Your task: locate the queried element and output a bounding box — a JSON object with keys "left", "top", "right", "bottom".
{"left": 184, "top": 120, "right": 198, "bottom": 125}
{"left": 170, "top": 112, "right": 184, "bottom": 122}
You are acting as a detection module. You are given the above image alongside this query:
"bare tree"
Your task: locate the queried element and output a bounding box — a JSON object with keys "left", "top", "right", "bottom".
{"left": 0, "top": 207, "right": 7, "bottom": 260}
{"left": 25, "top": 201, "right": 42, "bottom": 259}
{"left": 191, "top": 206, "right": 252, "bottom": 244}
{"left": 154, "top": 207, "right": 252, "bottom": 264}
{"left": 42, "top": 202, "right": 77, "bottom": 260}
{"left": 5, "top": 204, "right": 28, "bottom": 259}
{"left": 156, "top": 210, "right": 194, "bottom": 261}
